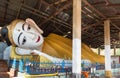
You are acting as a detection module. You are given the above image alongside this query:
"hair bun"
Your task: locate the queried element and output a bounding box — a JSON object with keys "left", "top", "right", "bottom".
{"left": 1, "top": 26, "right": 8, "bottom": 38}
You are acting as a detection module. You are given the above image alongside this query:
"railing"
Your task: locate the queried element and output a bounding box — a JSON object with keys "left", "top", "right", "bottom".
{"left": 82, "top": 63, "right": 120, "bottom": 77}
{"left": 9, "top": 58, "right": 72, "bottom": 75}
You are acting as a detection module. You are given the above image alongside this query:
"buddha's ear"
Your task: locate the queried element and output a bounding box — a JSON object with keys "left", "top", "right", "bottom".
{"left": 25, "top": 18, "right": 43, "bottom": 34}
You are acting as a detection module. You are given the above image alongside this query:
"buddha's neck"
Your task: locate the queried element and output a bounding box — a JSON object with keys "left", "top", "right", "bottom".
{"left": 36, "top": 43, "right": 44, "bottom": 51}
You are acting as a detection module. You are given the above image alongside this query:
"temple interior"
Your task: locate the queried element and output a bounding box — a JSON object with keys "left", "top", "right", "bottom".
{"left": 0, "top": 0, "right": 120, "bottom": 78}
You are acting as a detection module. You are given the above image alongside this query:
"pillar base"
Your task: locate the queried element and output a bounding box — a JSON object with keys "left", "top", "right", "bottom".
{"left": 105, "top": 71, "right": 112, "bottom": 78}
{"left": 72, "top": 73, "right": 81, "bottom": 78}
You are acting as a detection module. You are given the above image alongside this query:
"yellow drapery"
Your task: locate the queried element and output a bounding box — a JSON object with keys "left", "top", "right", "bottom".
{"left": 10, "top": 33, "right": 104, "bottom": 63}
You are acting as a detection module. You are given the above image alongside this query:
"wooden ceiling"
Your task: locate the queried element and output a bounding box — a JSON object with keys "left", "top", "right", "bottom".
{"left": 0, "top": 0, "right": 120, "bottom": 48}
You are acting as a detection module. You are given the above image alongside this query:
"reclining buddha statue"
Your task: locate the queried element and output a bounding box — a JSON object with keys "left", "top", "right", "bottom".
{"left": 0, "top": 18, "right": 72, "bottom": 66}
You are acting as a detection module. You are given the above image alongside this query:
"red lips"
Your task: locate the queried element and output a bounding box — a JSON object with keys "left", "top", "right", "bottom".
{"left": 36, "top": 36, "right": 40, "bottom": 42}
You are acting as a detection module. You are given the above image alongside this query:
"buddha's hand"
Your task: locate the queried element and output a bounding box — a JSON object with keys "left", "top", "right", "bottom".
{"left": 15, "top": 47, "right": 44, "bottom": 56}
{"left": 31, "top": 50, "right": 44, "bottom": 56}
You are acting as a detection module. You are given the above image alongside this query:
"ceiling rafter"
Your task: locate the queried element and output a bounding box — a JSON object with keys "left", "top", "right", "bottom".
{"left": 83, "top": 30, "right": 103, "bottom": 41}
{"left": 91, "top": 26, "right": 97, "bottom": 34}
{"left": 39, "top": 0, "right": 72, "bottom": 37}
{"left": 16, "top": 0, "right": 24, "bottom": 19}
{"left": 107, "top": 15, "right": 120, "bottom": 19}
{"left": 108, "top": 3, "right": 120, "bottom": 6}
{"left": 91, "top": 1, "right": 106, "bottom": 5}
{"left": 16, "top": 4, "right": 22, "bottom": 19}
{"left": 39, "top": 0, "right": 72, "bottom": 26}
{"left": 90, "top": 39, "right": 104, "bottom": 47}
{"left": 2, "top": 0, "right": 102, "bottom": 37}
{"left": 104, "top": 0, "right": 111, "bottom": 5}
{"left": 83, "top": 0, "right": 117, "bottom": 26}
{"left": 22, "top": 5, "right": 71, "bottom": 29}
{"left": 111, "top": 22, "right": 120, "bottom": 30}
{"left": 83, "top": 31, "right": 103, "bottom": 41}
{"left": 82, "top": 21, "right": 103, "bottom": 31}
{"left": 22, "top": 1, "right": 71, "bottom": 28}
{"left": 105, "top": 0, "right": 120, "bottom": 6}
{"left": 52, "top": 24, "right": 71, "bottom": 37}
{"left": 29, "top": 0, "right": 40, "bottom": 17}
{"left": 3, "top": 0, "right": 9, "bottom": 22}
{"left": 0, "top": 18, "right": 10, "bottom": 23}
{"left": 36, "top": 0, "right": 43, "bottom": 24}
{"left": 82, "top": 9, "right": 100, "bottom": 21}
{"left": 82, "top": 0, "right": 106, "bottom": 19}
{"left": 21, "top": 6, "right": 71, "bottom": 29}
{"left": 82, "top": 0, "right": 120, "bottom": 40}
{"left": 1, "top": 0, "right": 71, "bottom": 29}
{"left": 49, "top": 0, "right": 67, "bottom": 6}
{"left": 41, "top": 0, "right": 53, "bottom": 7}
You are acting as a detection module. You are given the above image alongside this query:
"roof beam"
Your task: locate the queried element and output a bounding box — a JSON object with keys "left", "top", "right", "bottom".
{"left": 82, "top": 0, "right": 120, "bottom": 40}
{"left": 16, "top": 4, "right": 22, "bottom": 19}
{"left": 1, "top": 0, "right": 71, "bottom": 28}
{"left": 111, "top": 22, "right": 120, "bottom": 30}
{"left": 82, "top": 31, "right": 103, "bottom": 45}
{"left": 21, "top": 7, "right": 71, "bottom": 29}
{"left": 23, "top": 5, "right": 71, "bottom": 27}
{"left": 105, "top": 0, "right": 120, "bottom": 6}
{"left": 82, "top": 21, "right": 103, "bottom": 31}
{"left": 82, "top": 0, "right": 106, "bottom": 19}
{"left": 50, "top": 0, "right": 67, "bottom": 6}
{"left": 106, "top": 16, "right": 120, "bottom": 30}
{"left": 107, "top": 15, "right": 120, "bottom": 19}
{"left": 85, "top": 31, "right": 103, "bottom": 41}
{"left": 104, "top": 0, "right": 111, "bottom": 5}
{"left": 39, "top": 0, "right": 72, "bottom": 26}
{"left": 29, "top": 0, "right": 40, "bottom": 17}
{"left": 91, "top": 1, "right": 106, "bottom": 5}
{"left": 41, "top": 0, "right": 67, "bottom": 7}
{"left": 107, "top": 3, "right": 120, "bottom": 6}
{"left": 4, "top": 0, "right": 9, "bottom": 21}
{"left": 16, "top": 0, "right": 24, "bottom": 19}
{"left": 41, "top": 0, "right": 52, "bottom": 7}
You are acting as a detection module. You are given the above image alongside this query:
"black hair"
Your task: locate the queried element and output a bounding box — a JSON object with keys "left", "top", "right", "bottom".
{"left": 0, "top": 26, "right": 12, "bottom": 46}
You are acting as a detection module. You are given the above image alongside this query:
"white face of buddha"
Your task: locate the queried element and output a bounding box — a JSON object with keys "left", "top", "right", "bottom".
{"left": 12, "top": 21, "right": 44, "bottom": 49}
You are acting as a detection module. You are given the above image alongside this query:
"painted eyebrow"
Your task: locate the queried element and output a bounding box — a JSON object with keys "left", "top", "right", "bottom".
{"left": 22, "top": 23, "right": 25, "bottom": 30}
{"left": 18, "top": 32, "right": 23, "bottom": 45}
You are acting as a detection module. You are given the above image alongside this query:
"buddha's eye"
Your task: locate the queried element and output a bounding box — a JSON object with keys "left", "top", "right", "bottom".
{"left": 27, "top": 25, "right": 31, "bottom": 30}
{"left": 22, "top": 36, "right": 26, "bottom": 45}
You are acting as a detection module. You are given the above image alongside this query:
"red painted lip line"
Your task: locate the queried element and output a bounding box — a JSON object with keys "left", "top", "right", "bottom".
{"left": 36, "top": 36, "right": 40, "bottom": 42}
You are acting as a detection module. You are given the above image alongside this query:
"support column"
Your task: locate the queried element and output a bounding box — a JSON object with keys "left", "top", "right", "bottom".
{"left": 114, "top": 45, "right": 116, "bottom": 56}
{"left": 104, "top": 20, "right": 112, "bottom": 78}
{"left": 72, "top": 0, "right": 81, "bottom": 77}
{"left": 98, "top": 47, "right": 100, "bottom": 55}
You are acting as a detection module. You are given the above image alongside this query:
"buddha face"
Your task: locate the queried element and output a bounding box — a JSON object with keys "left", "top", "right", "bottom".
{"left": 12, "top": 20, "right": 44, "bottom": 49}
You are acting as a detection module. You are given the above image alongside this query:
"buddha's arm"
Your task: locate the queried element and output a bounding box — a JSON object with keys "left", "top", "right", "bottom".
{"left": 15, "top": 47, "right": 32, "bottom": 55}
{"left": 33, "top": 50, "right": 71, "bottom": 64}
{"left": 15, "top": 47, "right": 72, "bottom": 66}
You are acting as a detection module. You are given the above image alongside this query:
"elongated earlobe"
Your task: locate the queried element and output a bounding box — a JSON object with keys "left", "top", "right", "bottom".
{"left": 25, "top": 18, "right": 43, "bottom": 34}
